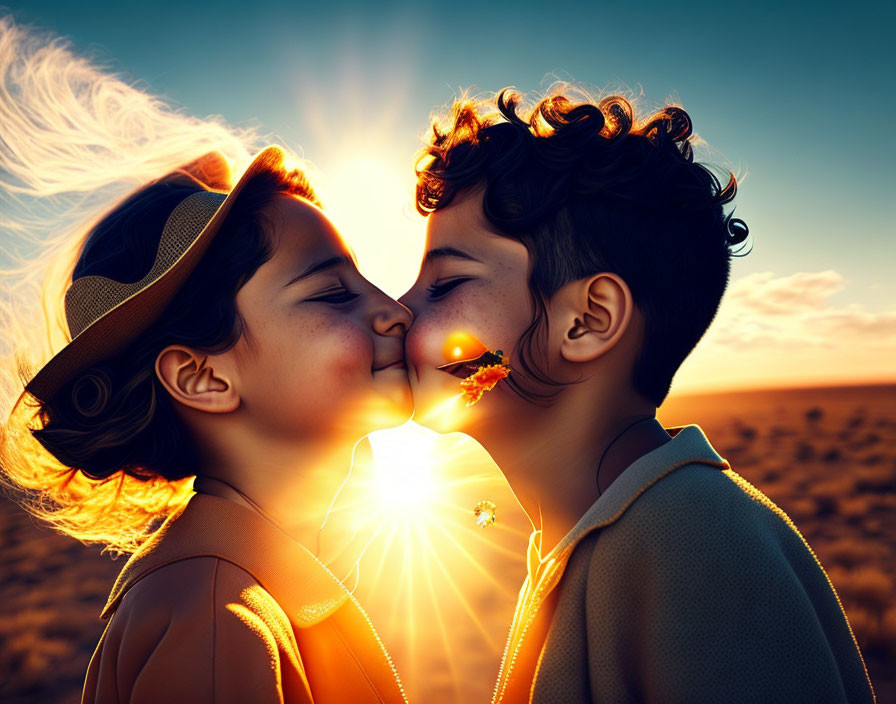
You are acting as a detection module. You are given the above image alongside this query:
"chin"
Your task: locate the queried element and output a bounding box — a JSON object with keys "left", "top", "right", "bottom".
{"left": 362, "top": 393, "right": 414, "bottom": 432}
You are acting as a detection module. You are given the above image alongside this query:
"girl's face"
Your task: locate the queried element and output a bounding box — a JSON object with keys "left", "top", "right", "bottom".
{"left": 224, "top": 193, "right": 413, "bottom": 443}
{"left": 399, "top": 189, "right": 535, "bottom": 434}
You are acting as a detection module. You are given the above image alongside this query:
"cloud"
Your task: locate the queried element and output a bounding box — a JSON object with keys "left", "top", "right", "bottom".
{"left": 673, "top": 270, "right": 896, "bottom": 393}
{"left": 724, "top": 270, "right": 845, "bottom": 316}
{"left": 704, "top": 270, "right": 896, "bottom": 350}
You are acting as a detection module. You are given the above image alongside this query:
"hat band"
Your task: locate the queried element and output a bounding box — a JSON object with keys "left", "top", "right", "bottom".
{"left": 63, "top": 190, "right": 227, "bottom": 339}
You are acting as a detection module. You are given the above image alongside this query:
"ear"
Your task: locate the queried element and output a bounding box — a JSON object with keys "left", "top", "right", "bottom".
{"left": 154, "top": 345, "right": 240, "bottom": 413}
{"left": 557, "top": 273, "right": 634, "bottom": 364}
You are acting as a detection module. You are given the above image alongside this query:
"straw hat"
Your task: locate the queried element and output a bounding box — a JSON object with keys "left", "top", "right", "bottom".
{"left": 24, "top": 145, "right": 287, "bottom": 404}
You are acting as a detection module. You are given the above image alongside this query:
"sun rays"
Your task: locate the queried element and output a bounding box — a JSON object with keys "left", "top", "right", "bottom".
{"left": 318, "top": 419, "right": 529, "bottom": 699}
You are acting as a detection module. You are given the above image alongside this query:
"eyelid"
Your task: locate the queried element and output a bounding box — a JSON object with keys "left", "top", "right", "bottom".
{"left": 426, "top": 276, "right": 473, "bottom": 299}
{"left": 306, "top": 285, "right": 360, "bottom": 304}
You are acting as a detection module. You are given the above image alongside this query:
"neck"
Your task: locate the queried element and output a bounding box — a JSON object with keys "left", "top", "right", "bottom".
{"left": 192, "top": 429, "right": 364, "bottom": 579}
{"left": 479, "top": 391, "right": 671, "bottom": 555}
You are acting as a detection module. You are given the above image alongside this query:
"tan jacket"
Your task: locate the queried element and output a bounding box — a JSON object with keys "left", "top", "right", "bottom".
{"left": 493, "top": 424, "right": 875, "bottom": 703}
{"left": 82, "top": 493, "right": 407, "bottom": 704}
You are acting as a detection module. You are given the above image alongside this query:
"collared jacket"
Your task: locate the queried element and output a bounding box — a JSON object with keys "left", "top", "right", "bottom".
{"left": 82, "top": 493, "right": 407, "bottom": 704}
{"left": 492, "top": 424, "right": 876, "bottom": 704}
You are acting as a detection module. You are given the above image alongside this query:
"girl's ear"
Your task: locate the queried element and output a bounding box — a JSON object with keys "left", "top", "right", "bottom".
{"left": 557, "top": 273, "right": 634, "bottom": 364}
{"left": 154, "top": 346, "right": 240, "bottom": 413}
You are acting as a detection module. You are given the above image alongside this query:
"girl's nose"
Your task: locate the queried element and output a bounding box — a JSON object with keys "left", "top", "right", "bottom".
{"left": 397, "top": 287, "right": 420, "bottom": 317}
{"left": 372, "top": 292, "right": 413, "bottom": 337}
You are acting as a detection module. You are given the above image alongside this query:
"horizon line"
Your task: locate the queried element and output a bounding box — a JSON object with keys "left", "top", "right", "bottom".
{"left": 668, "top": 378, "right": 896, "bottom": 400}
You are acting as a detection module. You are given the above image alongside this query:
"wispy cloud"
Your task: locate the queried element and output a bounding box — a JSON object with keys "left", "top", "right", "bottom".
{"left": 674, "top": 270, "right": 896, "bottom": 393}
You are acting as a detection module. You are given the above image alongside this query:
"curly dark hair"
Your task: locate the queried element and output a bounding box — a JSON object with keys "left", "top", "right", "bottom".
{"left": 31, "top": 162, "right": 319, "bottom": 483}
{"left": 416, "top": 88, "right": 750, "bottom": 407}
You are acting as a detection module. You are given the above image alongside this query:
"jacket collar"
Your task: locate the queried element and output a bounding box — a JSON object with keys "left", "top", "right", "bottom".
{"left": 531, "top": 424, "right": 731, "bottom": 570}
{"left": 497, "top": 424, "right": 732, "bottom": 703}
{"left": 102, "top": 492, "right": 350, "bottom": 627}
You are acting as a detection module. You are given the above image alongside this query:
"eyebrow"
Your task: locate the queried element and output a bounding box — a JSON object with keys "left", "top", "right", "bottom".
{"left": 283, "top": 255, "right": 352, "bottom": 287}
{"left": 422, "top": 247, "right": 482, "bottom": 266}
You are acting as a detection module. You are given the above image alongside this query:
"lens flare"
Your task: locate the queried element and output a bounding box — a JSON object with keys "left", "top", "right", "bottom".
{"left": 442, "top": 331, "right": 488, "bottom": 364}
{"left": 473, "top": 500, "right": 497, "bottom": 528}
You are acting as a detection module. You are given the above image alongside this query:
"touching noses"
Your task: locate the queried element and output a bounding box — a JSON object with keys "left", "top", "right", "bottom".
{"left": 372, "top": 292, "right": 413, "bottom": 337}
{"left": 396, "top": 288, "right": 419, "bottom": 319}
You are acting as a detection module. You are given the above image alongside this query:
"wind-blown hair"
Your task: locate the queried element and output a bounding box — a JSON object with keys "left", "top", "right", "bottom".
{"left": 0, "top": 15, "right": 260, "bottom": 412}
{"left": 0, "top": 16, "right": 316, "bottom": 553}
{"left": 416, "top": 87, "right": 751, "bottom": 407}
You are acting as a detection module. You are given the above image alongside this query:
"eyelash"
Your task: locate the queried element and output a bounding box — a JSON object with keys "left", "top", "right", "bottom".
{"left": 308, "top": 287, "right": 361, "bottom": 305}
{"left": 426, "top": 277, "right": 472, "bottom": 300}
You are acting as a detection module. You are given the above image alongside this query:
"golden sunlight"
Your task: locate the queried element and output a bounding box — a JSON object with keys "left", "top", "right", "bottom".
{"left": 308, "top": 129, "right": 529, "bottom": 700}
{"left": 317, "top": 418, "right": 531, "bottom": 701}
{"left": 368, "top": 422, "right": 438, "bottom": 517}
{"left": 318, "top": 153, "right": 425, "bottom": 299}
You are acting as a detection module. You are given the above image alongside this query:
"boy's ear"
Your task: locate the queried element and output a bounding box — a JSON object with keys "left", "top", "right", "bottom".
{"left": 154, "top": 346, "right": 239, "bottom": 413}
{"left": 557, "top": 273, "right": 634, "bottom": 364}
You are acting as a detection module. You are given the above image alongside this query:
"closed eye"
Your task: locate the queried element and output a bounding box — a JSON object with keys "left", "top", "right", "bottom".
{"left": 307, "top": 287, "right": 361, "bottom": 305}
{"left": 426, "top": 277, "right": 472, "bottom": 300}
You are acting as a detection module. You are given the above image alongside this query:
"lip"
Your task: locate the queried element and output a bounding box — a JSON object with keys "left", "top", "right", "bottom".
{"left": 436, "top": 351, "right": 504, "bottom": 378}
{"left": 437, "top": 362, "right": 473, "bottom": 379}
{"left": 373, "top": 359, "right": 406, "bottom": 372}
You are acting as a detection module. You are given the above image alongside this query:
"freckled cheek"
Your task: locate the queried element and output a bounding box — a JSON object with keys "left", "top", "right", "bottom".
{"left": 328, "top": 331, "right": 374, "bottom": 380}
{"left": 262, "top": 316, "right": 373, "bottom": 395}
{"left": 309, "top": 321, "right": 373, "bottom": 382}
{"left": 404, "top": 317, "right": 439, "bottom": 369}
{"left": 406, "top": 292, "right": 503, "bottom": 367}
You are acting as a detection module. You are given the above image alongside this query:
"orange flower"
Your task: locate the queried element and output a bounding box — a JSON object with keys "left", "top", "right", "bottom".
{"left": 459, "top": 364, "right": 510, "bottom": 407}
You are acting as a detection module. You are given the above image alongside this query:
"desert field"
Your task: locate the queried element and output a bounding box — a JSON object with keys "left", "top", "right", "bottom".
{"left": 1, "top": 382, "right": 893, "bottom": 702}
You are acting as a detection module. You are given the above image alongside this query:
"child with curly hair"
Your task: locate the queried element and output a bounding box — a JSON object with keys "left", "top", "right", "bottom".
{"left": 400, "top": 86, "right": 876, "bottom": 703}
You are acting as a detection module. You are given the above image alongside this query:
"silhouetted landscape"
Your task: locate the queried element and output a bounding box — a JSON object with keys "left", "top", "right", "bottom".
{"left": 1, "top": 383, "right": 893, "bottom": 702}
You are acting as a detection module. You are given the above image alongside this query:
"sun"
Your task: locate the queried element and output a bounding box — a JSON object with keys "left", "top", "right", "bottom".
{"left": 367, "top": 422, "right": 438, "bottom": 519}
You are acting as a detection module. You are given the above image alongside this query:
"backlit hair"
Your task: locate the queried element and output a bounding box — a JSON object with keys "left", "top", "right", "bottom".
{"left": 416, "top": 85, "right": 750, "bottom": 407}
{"left": 0, "top": 16, "right": 315, "bottom": 553}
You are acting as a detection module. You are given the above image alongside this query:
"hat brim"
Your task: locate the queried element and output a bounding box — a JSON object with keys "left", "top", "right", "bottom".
{"left": 24, "top": 145, "right": 288, "bottom": 404}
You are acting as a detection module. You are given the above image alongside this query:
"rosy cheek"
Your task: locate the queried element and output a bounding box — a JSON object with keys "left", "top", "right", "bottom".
{"left": 273, "top": 316, "right": 368, "bottom": 386}
{"left": 407, "top": 302, "right": 494, "bottom": 369}
{"left": 405, "top": 315, "right": 444, "bottom": 367}
{"left": 322, "top": 324, "right": 372, "bottom": 378}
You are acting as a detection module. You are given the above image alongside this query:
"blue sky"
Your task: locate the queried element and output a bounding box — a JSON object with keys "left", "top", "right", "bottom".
{"left": 2, "top": 0, "right": 893, "bottom": 389}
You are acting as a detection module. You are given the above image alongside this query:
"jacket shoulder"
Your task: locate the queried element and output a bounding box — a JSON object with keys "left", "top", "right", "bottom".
{"left": 595, "top": 462, "right": 800, "bottom": 553}
{"left": 583, "top": 462, "right": 839, "bottom": 601}
{"left": 114, "top": 555, "right": 300, "bottom": 662}
{"left": 86, "top": 557, "right": 309, "bottom": 704}
{"left": 574, "top": 463, "right": 875, "bottom": 703}
{"left": 120, "top": 555, "right": 285, "bottom": 615}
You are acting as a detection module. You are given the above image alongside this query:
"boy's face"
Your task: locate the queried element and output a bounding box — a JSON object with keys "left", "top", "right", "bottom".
{"left": 398, "top": 189, "right": 537, "bottom": 434}
{"left": 225, "top": 194, "right": 413, "bottom": 442}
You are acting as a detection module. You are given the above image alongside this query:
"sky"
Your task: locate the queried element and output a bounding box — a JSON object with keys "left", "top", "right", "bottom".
{"left": 1, "top": 0, "right": 894, "bottom": 394}
{"left": 0, "top": 5, "right": 892, "bottom": 701}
